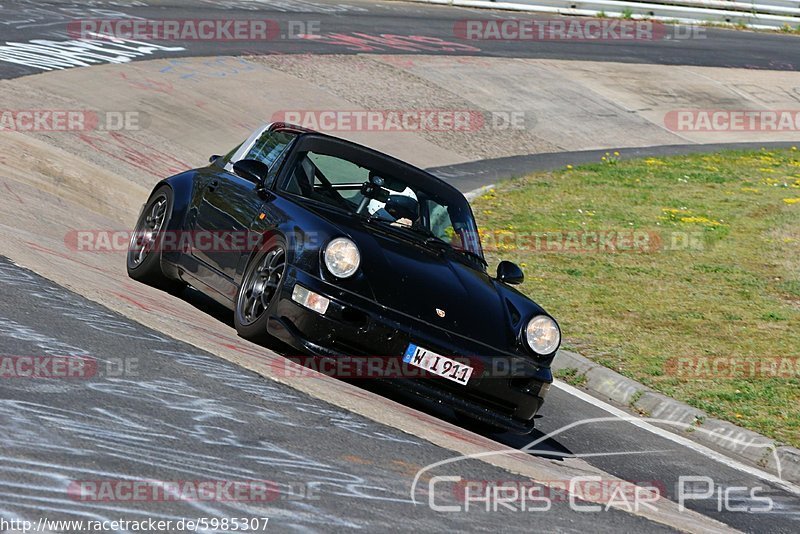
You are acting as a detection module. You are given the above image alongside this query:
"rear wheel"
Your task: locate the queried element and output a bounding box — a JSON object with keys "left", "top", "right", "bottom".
{"left": 126, "top": 185, "right": 185, "bottom": 292}
{"left": 234, "top": 238, "right": 287, "bottom": 341}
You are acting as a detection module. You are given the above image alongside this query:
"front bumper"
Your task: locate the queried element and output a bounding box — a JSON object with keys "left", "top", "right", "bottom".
{"left": 268, "top": 267, "right": 552, "bottom": 434}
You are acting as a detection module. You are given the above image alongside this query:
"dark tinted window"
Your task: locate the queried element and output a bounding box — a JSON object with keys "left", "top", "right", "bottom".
{"left": 245, "top": 130, "right": 296, "bottom": 169}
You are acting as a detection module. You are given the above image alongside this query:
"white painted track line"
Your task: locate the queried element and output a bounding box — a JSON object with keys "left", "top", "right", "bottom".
{"left": 552, "top": 380, "right": 800, "bottom": 495}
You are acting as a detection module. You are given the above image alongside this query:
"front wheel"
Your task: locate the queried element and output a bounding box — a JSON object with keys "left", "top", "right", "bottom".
{"left": 126, "top": 185, "right": 184, "bottom": 292}
{"left": 234, "top": 238, "right": 287, "bottom": 341}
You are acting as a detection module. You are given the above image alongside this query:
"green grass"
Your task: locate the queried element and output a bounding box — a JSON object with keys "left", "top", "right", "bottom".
{"left": 554, "top": 367, "right": 588, "bottom": 387}
{"left": 473, "top": 148, "right": 800, "bottom": 446}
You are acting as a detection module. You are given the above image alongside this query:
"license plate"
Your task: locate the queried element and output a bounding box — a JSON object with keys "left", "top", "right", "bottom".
{"left": 403, "top": 343, "right": 474, "bottom": 386}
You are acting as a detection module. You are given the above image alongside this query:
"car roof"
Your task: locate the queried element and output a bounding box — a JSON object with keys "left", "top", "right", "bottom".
{"left": 269, "top": 122, "right": 465, "bottom": 201}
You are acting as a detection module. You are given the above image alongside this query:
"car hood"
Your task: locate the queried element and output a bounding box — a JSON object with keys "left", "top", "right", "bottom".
{"left": 288, "top": 201, "right": 553, "bottom": 358}
{"left": 346, "top": 222, "right": 516, "bottom": 349}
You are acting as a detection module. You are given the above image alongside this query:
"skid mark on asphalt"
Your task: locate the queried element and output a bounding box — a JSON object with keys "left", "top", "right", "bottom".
{"left": 300, "top": 32, "right": 481, "bottom": 53}
{"left": 0, "top": 257, "right": 680, "bottom": 532}
{"left": 0, "top": 265, "right": 408, "bottom": 529}
{"left": 2, "top": 181, "right": 24, "bottom": 204}
{"left": 118, "top": 71, "right": 175, "bottom": 95}
{"left": 0, "top": 246, "right": 752, "bottom": 531}
{"left": 76, "top": 132, "right": 192, "bottom": 178}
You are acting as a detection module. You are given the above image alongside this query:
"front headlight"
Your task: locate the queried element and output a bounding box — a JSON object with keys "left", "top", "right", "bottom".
{"left": 324, "top": 237, "right": 360, "bottom": 278}
{"left": 525, "top": 315, "right": 561, "bottom": 355}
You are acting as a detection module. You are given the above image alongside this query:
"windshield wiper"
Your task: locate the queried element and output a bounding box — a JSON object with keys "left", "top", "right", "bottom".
{"left": 433, "top": 241, "right": 487, "bottom": 266}
{"left": 364, "top": 218, "right": 487, "bottom": 266}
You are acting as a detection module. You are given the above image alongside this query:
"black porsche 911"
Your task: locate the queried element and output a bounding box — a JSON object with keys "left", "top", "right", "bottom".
{"left": 127, "top": 122, "right": 560, "bottom": 434}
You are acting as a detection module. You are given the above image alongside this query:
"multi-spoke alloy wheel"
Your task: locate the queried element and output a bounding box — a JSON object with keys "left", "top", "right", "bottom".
{"left": 234, "top": 239, "right": 287, "bottom": 341}
{"left": 130, "top": 194, "right": 167, "bottom": 266}
{"left": 126, "top": 185, "right": 183, "bottom": 291}
{"left": 239, "top": 247, "right": 285, "bottom": 325}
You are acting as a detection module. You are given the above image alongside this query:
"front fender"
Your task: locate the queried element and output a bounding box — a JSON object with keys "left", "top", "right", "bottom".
{"left": 153, "top": 170, "right": 200, "bottom": 276}
{"left": 233, "top": 220, "right": 323, "bottom": 289}
{"left": 493, "top": 281, "right": 560, "bottom": 366}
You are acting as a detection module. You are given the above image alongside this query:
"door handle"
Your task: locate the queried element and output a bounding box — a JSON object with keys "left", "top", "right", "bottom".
{"left": 207, "top": 179, "right": 219, "bottom": 192}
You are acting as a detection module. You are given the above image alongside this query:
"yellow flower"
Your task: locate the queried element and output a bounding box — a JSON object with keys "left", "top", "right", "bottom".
{"left": 792, "top": 146, "right": 797, "bottom": 151}
{"left": 613, "top": 151, "right": 620, "bottom": 156}
{"left": 680, "top": 216, "right": 722, "bottom": 227}
{"left": 783, "top": 198, "right": 800, "bottom": 204}
{"left": 566, "top": 164, "right": 573, "bottom": 170}
{"left": 740, "top": 187, "right": 759, "bottom": 193}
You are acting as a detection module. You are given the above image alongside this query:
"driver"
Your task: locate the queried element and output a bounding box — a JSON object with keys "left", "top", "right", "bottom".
{"left": 384, "top": 194, "right": 419, "bottom": 227}
{"left": 366, "top": 172, "right": 419, "bottom": 227}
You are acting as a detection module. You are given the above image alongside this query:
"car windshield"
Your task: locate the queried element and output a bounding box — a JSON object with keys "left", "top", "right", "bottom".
{"left": 280, "top": 146, "right": 484, "bottom": 261}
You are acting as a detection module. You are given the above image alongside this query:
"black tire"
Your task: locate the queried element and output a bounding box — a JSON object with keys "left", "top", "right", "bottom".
{"left": 126, "top": 185, "right": 185, "bottom": 292}
{"left": 234, "top": 237, "right": 287, "bottom": 341}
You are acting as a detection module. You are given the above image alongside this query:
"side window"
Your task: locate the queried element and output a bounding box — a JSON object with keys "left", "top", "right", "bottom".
{"left": 245, "top": 130, "right": 295, "bottom": 169}
{"left": 307, "top": 153, "right": 370, "bottom": 185}
{"left": 428, "top": 202, "right": 456, "bottom": 242}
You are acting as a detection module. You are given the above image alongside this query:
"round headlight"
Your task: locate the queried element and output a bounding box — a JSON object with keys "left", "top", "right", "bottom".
{"left": 324, "top": 237, "right": 360, "bottom": 278}
{"left": 525, "top": 315, "right": 561, "bottom": 355}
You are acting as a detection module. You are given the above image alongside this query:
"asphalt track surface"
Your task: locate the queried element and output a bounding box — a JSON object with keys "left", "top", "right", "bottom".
{"left": 0, "top": 257, "right": 680, "bottom": 532}
{"left": 0, "top": 0, "right": 799, "bottom": 80}
{"left": 430, "top": 141, "right": 800, "bottom": 191}
{"left": 1, "top": 0, "right": 800, "bottom": 532}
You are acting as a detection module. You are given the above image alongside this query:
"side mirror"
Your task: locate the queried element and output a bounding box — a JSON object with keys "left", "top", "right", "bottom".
{"left": 496, "top": 260, "right": 524, "bottom": 285}
{"left": 209, "top": 154, "right": 222, "bottom": 164}
{"left": 233, "top": 159, "right": 270, "bottom": 184}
